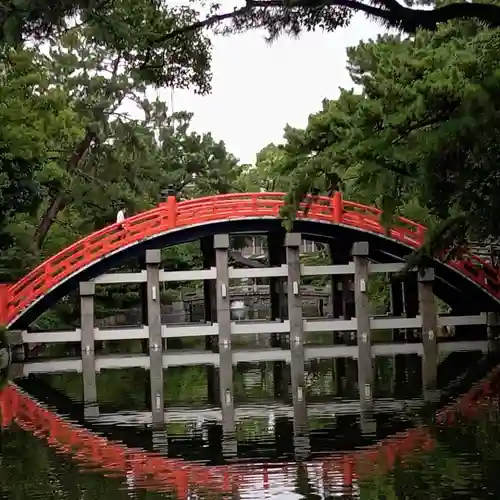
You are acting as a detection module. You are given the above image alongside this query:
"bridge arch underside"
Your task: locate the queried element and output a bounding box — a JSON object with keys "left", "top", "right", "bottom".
{"left": 12, "top": 218, "right": 500, "bottom": 329}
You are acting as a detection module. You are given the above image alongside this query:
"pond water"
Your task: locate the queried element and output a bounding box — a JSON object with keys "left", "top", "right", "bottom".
{"left": 1, "top": 345, "right": 500, "bottom": 499}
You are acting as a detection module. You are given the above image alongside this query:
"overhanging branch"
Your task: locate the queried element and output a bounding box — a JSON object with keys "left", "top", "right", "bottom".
{"left": 143, "top": 0, "right": 500, "bottom": 45}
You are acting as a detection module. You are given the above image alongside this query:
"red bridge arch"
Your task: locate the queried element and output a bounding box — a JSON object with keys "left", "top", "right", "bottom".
{"left": 1, "top": 192, "right": 499, "bottom": 328}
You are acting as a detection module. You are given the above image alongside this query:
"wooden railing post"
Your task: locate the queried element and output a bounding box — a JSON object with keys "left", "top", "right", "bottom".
{"left": 167, "top": 195, "right": 177, "bottom": 228}
{"left": 333, "top": 191, "right": 343, "bottom": 224}
{"left": 0, "top": 284, "right": 10, "bottom": 326}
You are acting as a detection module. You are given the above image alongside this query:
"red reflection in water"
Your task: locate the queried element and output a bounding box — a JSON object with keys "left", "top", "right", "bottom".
{"left": 0, "top": 368, "right": 498, "bottom": 498}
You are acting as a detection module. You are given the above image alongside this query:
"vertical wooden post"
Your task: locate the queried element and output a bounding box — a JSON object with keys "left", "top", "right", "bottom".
{"left": 201, "top": 236, "right": 219, "bottom": 404}
{"left": 0, "top": 283, "right": 10, "bottom": 326}
{"left": 329, "top": 242, "right": 354, "bottom": 344}
{"left": 146, "top": 241, "right": 165, "bottom": 441}
{"left": 404, "top": 276, "right": 419, "bottom": 317}
{"left": 138, "top": 252, "right": 148, "bottom": 353}
{"left": 352, "top": 242, "right": 373, "bottom": 411}
{"left": 167, "top": 195, "right": 177, "bottom": 228}
{"left": 269, "top": 233, "right": 287, "bottom": 321}
{"left": 352, "top": 242, "right": 376, "bottom": 434}
{"left": 269, "top": 232, "right": 287, "bottom": 349}
{"left": 390, "top": 275, "right": 406, "bottom": 394}
{"left": 201, "top": 236, "right": 217, "bottom": 325}
{"left": 146, "top": 249, "right": 165, "bottom": 428}
{"left": 418, "top": 268, "right": 438, "bottom": 402}
{"left": 285, "top": 232, "right": 308, "bottom": 443}
{"left": 332, "top": 191, "right": 343, "bottom": 224}
{"left": 390, "top": 276, "right": 405, "bottom": 344}
{"left": 215, "top": 234, "right": 236, "bottom": 455}
{"left": 390, "top": 278, "right": 404, "bottom": 318}
{"left": 80, "top": 281, "right": 98, "bottom": 418}
{"left": 201, "top": 236, "right": 218, "bottom": 356}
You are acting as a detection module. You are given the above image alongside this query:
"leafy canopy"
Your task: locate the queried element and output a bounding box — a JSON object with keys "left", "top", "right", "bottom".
{"left": 5, "top": 0, "right": 500, "bottom": 56}
{"left": 0, "top": 16, "right": 241, "bottom": 283}
{"left": 271, "top": 14, "right": 500, "bottom": 257}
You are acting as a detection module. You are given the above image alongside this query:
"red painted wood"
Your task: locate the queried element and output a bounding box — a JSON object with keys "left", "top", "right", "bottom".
{"left": 0, "top": 284, "right": 10, "bottom": 325}
{"left": 1, "top": 363, "right": 498, "bottom": 496}
{"left": 4, "top": 192, "right": 499, "bottom": 325}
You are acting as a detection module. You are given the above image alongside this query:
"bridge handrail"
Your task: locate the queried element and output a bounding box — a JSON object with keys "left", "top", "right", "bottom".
{"left": 3, "top": 192, "right": 499, "bottom": 326}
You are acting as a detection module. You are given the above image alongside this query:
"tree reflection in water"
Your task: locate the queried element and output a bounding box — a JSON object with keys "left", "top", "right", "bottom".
{"left": 358, "top": 393, "right": 500, "bottom": 499}
{"left": 2, "top": 359, "right": 500, "bottom": 499}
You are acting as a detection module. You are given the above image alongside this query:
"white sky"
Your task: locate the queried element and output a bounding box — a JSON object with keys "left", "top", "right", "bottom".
{"left": 164, "top": 13, "right": 386, "bottom": 165}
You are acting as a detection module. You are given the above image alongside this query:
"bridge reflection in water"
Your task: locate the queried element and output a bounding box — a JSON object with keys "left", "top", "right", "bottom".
{"left": 2, "top": 347, "right": 499, "bottom": 499}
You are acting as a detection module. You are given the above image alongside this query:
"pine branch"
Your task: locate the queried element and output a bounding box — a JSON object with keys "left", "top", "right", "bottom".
{"left": 138, "top": 0, "right": 500, "bottom": 48}
{"left": 400, "top": 214, "right": 469, "bottom": 275}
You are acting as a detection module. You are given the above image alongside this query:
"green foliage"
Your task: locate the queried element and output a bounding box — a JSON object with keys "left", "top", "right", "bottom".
{"left": 4, "top": 0, "right": 499, "bottom": 329}
{"left": 272, "top": 15, "right": 500, "bottom": 263}
{"left": 1, "top": 0, "right": 213, "bottom": 92}
{"left": 0, "top": 20, "right": 243, "bottom": 327}
{"left": 235, "top": 143, "right": 289, "bottom": 193}
{"left": 6, "top": 0, "right": 500, "bottom": 55}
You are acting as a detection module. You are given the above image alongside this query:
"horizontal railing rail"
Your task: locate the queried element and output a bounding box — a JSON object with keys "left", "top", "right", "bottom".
{"left": 3, "top": 192, "right": 499, "bottom": 325}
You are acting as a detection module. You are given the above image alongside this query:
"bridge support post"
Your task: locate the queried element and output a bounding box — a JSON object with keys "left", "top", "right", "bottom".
{"left": 404, "top": 274, "right": 419, "bottom": 342}
{"left": 202, "top": 236, "right": 218, "bottom": 345}
{"left": 80, "top": 281, "right": 98, "bottom": 417}
{"left": 328, "top": 244, "right": 341, "bottom": 333}
{"left": 273, "top": 360, "right": 290, "bottom": 398}
{"left": 328, "top": 244, "right": 349, "bottom": 396}
{"left": 286, "top": 233, "right": 309, "bottom": 450}
{"left": 390, "top": 275, "right": 408, "bottom": 396}
{"left": 352, "top": 242, "right": 375, "bottom": 433}
{"left": 146, "top": 249, "right": 165, "bottom": 428}
{"left": 139, "top": 253, "right": 148, "bottom": 353}
{"left": 329, "top": 242, "right": 355, "bottom": 345}
{"left": 215, "top": 234, "right": 236, "bottom": 456}
{"left": 390, "top": 277, "right": 404, "bottom": 342}
{"left": 269, "top": 232, "right": 289, "bottom": 403}
{"left": 202, "top": 236, "right": 220, "bottom": 403}
{"left": 390, "top": 277, "right": 404, "bottom": 317}
{"left": 269, "top": 232, "right": 287, "bottom": 344}
{"left": 418, "top": 268, "right": 438, "bottom": 402}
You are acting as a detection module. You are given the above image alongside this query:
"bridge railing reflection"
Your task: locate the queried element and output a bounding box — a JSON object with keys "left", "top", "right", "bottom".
{"left": 1, "top": 358, "right": 499, "bottom": 498}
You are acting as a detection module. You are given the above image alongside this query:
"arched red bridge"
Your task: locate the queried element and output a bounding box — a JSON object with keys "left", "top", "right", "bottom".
{"left": 1, "top": 192, "right": 499, "bottom": 328}
{"left": 1, "top": 366, "right": 497, "bottom": 498}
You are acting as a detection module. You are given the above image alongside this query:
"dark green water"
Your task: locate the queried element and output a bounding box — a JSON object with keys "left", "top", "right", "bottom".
{"left": 1, "top": 349, "right": 499, "bottom": 499}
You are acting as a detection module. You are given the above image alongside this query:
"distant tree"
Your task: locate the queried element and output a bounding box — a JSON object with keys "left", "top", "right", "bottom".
{"left": 235, "top": 143, "right": 288, "bottom": 193}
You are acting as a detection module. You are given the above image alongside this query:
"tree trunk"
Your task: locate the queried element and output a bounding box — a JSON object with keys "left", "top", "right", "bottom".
{"left": 32, "top": 129, "right": 97, "bottom": 253}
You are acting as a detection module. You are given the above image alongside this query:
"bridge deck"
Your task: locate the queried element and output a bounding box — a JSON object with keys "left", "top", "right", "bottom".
{"left": 5, "top": 192, "right": 500, "bottom": 329}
